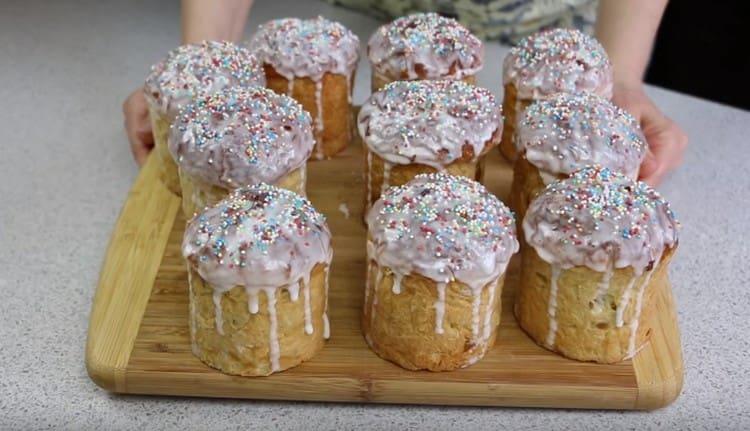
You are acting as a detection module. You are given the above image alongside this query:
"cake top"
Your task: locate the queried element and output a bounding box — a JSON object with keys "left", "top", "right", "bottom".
{"left": 144, "top": 40, "right": 265, "bottom": 119}
{"left": 169, "top": 86, "right": 314, "bottom": 190}
{"left": 517, "top": 92, "right": 646, "bottom": 182}
{"left": 248, "top": 16, "right": 360, "bottom": 80}
{"left": 503, "top": 28, "right": 612, "bottom": 99}
{"left": 367, "top": 13, "right": 483, "bottom": 80}
{"left": 358, "top": 80, "right": 502, "bottom": 168}
{"left": 367, "top": 173, "right": 518, "bottom": 291}
{"left": 524, "top": 166, "right": 679, "bottom": 274}
{"left": 183, "top": 184, "right": 332, "bottom": 291}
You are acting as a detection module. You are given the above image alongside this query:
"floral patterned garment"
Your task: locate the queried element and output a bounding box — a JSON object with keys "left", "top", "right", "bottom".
{"left": 326, "top": 0, "right": 597, "bottom": 44}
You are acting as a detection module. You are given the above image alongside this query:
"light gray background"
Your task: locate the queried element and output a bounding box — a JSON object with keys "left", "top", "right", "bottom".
{"left": 1, "top": 0, "right": 748, "bottom": 429}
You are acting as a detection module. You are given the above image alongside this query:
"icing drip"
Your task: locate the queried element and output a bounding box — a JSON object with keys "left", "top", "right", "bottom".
{"left": 592, "top": 265, "right": 613, "bottom": 314}
{"left": 213, "top": 290, "right": 224, "bottom": 335}
{"left": 380, "top": 162, "right": 392, "bottom": 195}
{"left": 482, "top": 280, "right": 497, "bottom": 341}
{"left": 391, "top": 272, "right": 403, "bottom": 294}
{"left": 471, "top": 291, "right": 481, "bottom": 337}
{"left": 503, "top": 28, "right": 613, "bottom": 99}
{"left": 364, "top": 260, "right": 372, "bottom": 308}
{"left": 323, "top": 265, "right": 331, "bottom": 339}
{"left": 524, "top": 166, "right": 680, "bottom": 274}
{"left": 358, "top": 80, "right": 502, "bottom": 169}
{"left": 265, "top": 288, "right": 281, "bottom": 372}
{"left": 145, "top": 40, "right": 265, "bottom": 120}
{"left": 517, "top": 93, "right": 646, "bottom": 182}
{"left": 338, "top": 203, "right": 350, "bottom": 219}
{"left": 367, "top": 173, "right": 518, "bottom": 293}
{"left": 287, "top": 281, "right": 301, "bottom": 302}
{"left": 301, "top": 277, "right": 313, "bottom": 334}
{"left": 616, "top": 276, "right": 638, "bottom": 328}
{"left": 170, "top": 86, "right": 314, "bottom": 190}
{"left": 627, "top": 270, "right": 654, "bottom": 358}
{"left": 368, "top": 13, "right": 483, "bottom": 80}
{"left": 434, "top": 282, "right": 447, "bottom": 334}
{"left": 248, "top": 17, "right": 359, "bottom": 81}
{"left": 313, "top": 80, "right": 324, "bottom": 160}
{"left": 247, "top": 288, "right": 260, "bottom": 314}
{"left": 546, "top": 265, "right": 561, "bottom": 347}
{"left": 287, "top": 78, "right": 294, "bottom": 96}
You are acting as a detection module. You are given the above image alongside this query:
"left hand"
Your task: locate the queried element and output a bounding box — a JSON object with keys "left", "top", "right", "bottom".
{"left": 612, "top": 82, "right": 688, "bottom": 186}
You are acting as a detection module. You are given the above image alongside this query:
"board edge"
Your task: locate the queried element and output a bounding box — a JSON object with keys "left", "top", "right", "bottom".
{"left": 85, "top": 154, "right": 180, "bottom": 392}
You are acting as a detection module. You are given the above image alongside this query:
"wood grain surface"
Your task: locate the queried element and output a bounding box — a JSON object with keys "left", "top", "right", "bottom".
{"left": 86, "top": 142, "right": 683, "bottom": 410}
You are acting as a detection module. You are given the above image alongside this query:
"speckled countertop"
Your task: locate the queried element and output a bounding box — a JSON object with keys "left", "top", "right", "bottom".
{"left": 1, "top": 0, "right": 748, "bottom": 429}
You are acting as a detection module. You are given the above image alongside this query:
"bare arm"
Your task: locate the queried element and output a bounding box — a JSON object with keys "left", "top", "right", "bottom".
{"left": 595, "top": 0, "right": 667, "bottom": 85}
{"left": 595, "top": 0, "right": 687, "bottom": 186}
{"left": 181, "top": 0, "right": 254, "bottom": 44}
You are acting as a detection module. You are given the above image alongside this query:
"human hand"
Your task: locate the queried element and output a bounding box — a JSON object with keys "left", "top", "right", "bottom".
{"left": 612, "top": 82, "right": 688, "bottom": 186}
{"left": 123, "top": 88, "right": 154, "bottom": 166}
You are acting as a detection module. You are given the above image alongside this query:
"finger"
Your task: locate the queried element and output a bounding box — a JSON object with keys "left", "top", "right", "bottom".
{"left": 639, "top": 148, "right": 658, "bottom": 180}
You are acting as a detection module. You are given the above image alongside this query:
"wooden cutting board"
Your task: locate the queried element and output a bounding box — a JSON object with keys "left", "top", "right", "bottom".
{"left": 85, "top": 142, "right": 683, "bottom": 410}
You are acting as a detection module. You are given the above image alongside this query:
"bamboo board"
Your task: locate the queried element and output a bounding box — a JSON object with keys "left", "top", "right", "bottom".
{"left": 86, "top": 143, "right": 683, "bottom": 410}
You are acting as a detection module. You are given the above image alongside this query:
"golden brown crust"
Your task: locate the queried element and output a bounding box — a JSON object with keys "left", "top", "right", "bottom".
{"left": 362, "top": 262, "right": 503, "bottom": 371}
{"left": 516, "top": 246, "right": 675, "bottom": 364}
{"left": 499, "top": 83, "right": 531, "bottom": 162}
{"left": 190, "top": 263, "right": 328, "bottom": 376}
{"left": 509, "top": 156, "right": 562, "bottom": 232}
{"left": 179, "top": 167, "right": 305, "bottom": 220}
{"left": 264, "top": 65, "right": 352, "bottom": 159}
{"left": 149, "top": 109, "right": 181, "bottom": 196}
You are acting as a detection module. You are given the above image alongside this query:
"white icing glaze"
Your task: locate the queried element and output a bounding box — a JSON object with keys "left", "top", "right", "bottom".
{"left": 302, "top": 277, "right": 313, "bottom": 334}
{"left": 517, "top": 92, "right": 646, "bottom": 182}
{"left": 358, "top": 80, "right": 502, "bottom": 169}
{"left": 471, "top": 291, "right": 481, "bottom": 337}
{"left": 627, "top": 269, "right": 654, "bottom": 358}
{"left": 616, "top": 276, "right": 638, "bottom": 328}
{"left": 323, "top": 265, "right": 331, "bottom": 340}
{"left": 265, "top": 287, "right": 281, "bottom": 371}
{"left": 434, "top": 282, "right": 447, "bottom": 334}
{"left": 313, "top": 80, "right": 324, "bottom": 160}
{"left": 524, "top": 166, "right": 679, "bottom": 275}
{"left": 367, "top": 173, "right": 518, "bottom": 294}
{"left": 503, "top": 28, "right": 612, "bottom": 99}
{"left": 368, "top": 13, "right": 483, "bottom": 80}
{"left": 391, "top": 272, "right": 402, "bottom": 295}
{"left": 183, "top": 184, "right": 333, "bottom": 366}
{"left": 545, "top": 264, "right": 561, "bottom": 347}
{"left": 591, "top": 265, "right": 613, "bottom": 314}
{"left": 145, "top": 40, "right": 265, "bottom": 120}
{"left": 248, "top": 16, "right": 359, "bottom": 81}
{"left": 169, "top": 86, "right": 314, "bottom": 190}
{"left": 482, "top": 280, "right": 497, "bottom": 341}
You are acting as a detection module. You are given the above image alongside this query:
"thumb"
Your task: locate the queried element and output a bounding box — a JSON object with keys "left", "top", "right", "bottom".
{"left": 639, "top": 149, "right": 658, "bottom": 179}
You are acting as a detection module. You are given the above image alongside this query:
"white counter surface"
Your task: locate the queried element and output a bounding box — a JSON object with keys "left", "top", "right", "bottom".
{"left": 1, "top": 0, "right": 749, "bottom": 429}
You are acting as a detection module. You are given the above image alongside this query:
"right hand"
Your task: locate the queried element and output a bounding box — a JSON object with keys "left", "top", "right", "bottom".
{"left": 123, "top": 88, "right": 154, "bottom": 166}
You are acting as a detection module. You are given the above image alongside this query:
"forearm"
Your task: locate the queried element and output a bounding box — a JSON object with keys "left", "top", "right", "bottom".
{"left": 181, "top": 0, "right": 254, "bottom": 44}
{"left": 595, "top": 0, "right": 668, "bottom": 85}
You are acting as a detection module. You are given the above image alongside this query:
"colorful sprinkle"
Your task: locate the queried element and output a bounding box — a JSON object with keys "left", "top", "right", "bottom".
{"left": 358, "top": 80, "right": 501, "bottom": 167}
{"left": 169, "top": 86, "right": 313, "bottom": 189}
{"left": 368, "top": 13, "right": 483, "bottom": 79}
{"left": 503, "top": 28, "right": 612, "bottom": 98}
{"left": 145, "top": 41, "right": 265, "bottom": 118}
{"left": 518, "top": 92, "right": 646, "bottom": 178}
{"left": 249, "top": 17, "right": 359, "bottom": 79}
